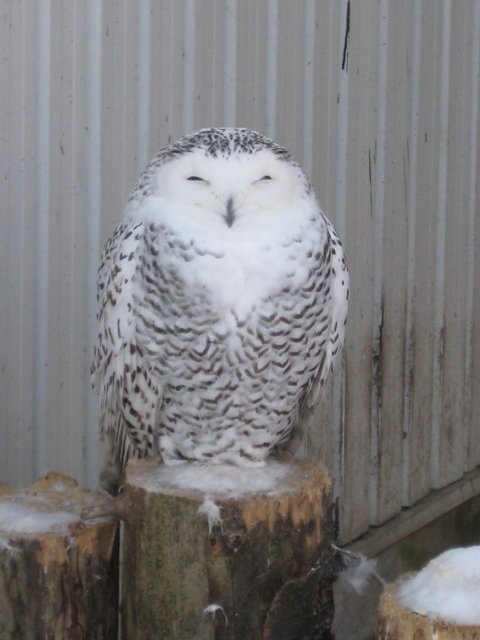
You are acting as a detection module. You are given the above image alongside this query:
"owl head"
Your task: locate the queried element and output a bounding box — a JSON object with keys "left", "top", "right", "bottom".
{"left": 126, "top": 128, "right": 315, "bottom": 233}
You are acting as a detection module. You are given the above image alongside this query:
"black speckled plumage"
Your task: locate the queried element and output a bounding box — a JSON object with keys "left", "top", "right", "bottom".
{"left": 91, "top": 127, "right": 349, "bottom": 474}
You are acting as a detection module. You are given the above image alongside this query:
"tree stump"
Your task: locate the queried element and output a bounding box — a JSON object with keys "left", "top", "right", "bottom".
{"left": 123, "top": 454, "right": 334, "bottom": 640}
{"left": 0, "top": 473, "right": 119, "bottom": 640}
{"left": 376, "top": 577, "right": 480, "bottom": 639}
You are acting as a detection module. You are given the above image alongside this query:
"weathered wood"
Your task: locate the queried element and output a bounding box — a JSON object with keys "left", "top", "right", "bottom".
{"left": 123, "top": 455, "right": 334, "bottom": 640}
{"left": 0, "top": 473, "right": 119, "bottom": 640}
{"left": 336, "top": 0, "right": 376, "bottom": 544}
{"left": 436, "top": 1, "right": 472, "bottom": 490}
{"left": 376, "top": 578, "right": 480, "bottom": 639}
{"left": 350, "top": 466, "right": 480, "bottom": 557}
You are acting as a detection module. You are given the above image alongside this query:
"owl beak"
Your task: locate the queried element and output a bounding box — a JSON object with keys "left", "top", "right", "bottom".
{"left": 224, "top": 196, "right": 235, "bottom": 228}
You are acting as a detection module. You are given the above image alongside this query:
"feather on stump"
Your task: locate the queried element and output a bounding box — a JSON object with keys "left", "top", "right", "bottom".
{"left": 0, "top": 473, "right": 119, "bottom": 640}
{"left": 122, "top": 454, "right": 335, "bottom": 639}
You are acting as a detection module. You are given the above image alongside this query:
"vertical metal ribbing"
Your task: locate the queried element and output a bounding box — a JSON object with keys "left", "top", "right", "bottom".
{"left": 333, "top": 0, "right": 350, "bottom": 506}
{"left": 402, "top": 0, "right": 422, "bottom": 504}
{"left": 265, "top": 0, "right": 278, "bottom": 137}
{"left": 224, "top": 0, "right": 237, "bottom": 126}
{"left": 431, "top": 0, "right": 451, "bottom": 488}
{"left": 137, "top": 0, "right": 151, "bottom": 172}
{"left": 182, "top": 0, "right": 195, "bottom": 133}
{"left": 33, "top": 0, "right": 50, "bottom": 479}
{"left": 464, "top": 0, "right": 480, "bottom": 464}
{"left": 302, "top": 0, "right": 316, "bottom": 176}
{"left": 370, "top": 0, "right": 389, "bottom": 525}
{"left": 84, "top": 0, "right": 102, "bottom": 486}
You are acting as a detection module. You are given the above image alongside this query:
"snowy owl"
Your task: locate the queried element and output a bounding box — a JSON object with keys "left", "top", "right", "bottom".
{"left": 91, "top": 127, "right": 348, "bottom": 484}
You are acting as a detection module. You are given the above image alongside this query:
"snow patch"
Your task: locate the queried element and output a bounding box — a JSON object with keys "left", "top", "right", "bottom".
{"left": 395, "top": 546, "right": 480, "bottom": 626}
{"left": 133, "top": 459, "right": 293, "bottom": 498}
{"left": 0, "top": 501, "right": 80, "bottom": 535}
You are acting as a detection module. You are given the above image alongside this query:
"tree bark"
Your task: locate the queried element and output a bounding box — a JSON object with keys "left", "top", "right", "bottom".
{"left": 376, "top": 578, "right": 480, "bottom": 639}
{"left": 0, "top": 473, "right": 119, "bottom": 640}
{"left": 123, "top": 454, "right": 335, "bottom": 640}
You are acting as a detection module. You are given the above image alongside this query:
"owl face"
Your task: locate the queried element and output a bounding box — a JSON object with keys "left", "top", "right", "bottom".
{"left": 153, "top": 148, "right": 310, "bottom": 230}
{"left": 127, "top": 128, "right": 315, "bottom": 234}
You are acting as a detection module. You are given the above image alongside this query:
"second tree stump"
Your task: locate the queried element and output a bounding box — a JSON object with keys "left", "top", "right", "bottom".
{"left": 0, "top": 473, "right": 119, "bottom": 640}
{"left": 377, "top": 576, "right": 480, "bottom": 640}
{"left": 122, "top": 455, "right": 334, "bottom": 640}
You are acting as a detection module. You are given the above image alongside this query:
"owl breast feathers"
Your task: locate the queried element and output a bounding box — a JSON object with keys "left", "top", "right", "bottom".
{"left": 91, "top": 127, "right": 349, "bottom": 475}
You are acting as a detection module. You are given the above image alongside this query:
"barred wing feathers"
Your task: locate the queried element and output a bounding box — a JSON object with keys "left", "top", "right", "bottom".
{"left": 304, "top": 218, "right": 349, "bottom": 409}
{"left": 91, "top": 223, "right": 162, "bottom": 469}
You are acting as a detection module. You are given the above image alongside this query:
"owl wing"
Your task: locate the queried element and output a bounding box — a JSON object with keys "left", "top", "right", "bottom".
{"left": 304, "top": 218, "right": 349, "bottom": 409}
{"left": 91, "top": 222, "right": 162, "bottom": 472}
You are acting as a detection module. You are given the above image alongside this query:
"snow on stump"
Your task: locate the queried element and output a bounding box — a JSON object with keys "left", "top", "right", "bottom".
{"left": 0, "top": 473, "right": 119, "bottom": 640}
{"left": 376, "top": 547, "right": 480, "bottom": 639}
{"left": 122, "top": 454, "right": 335, "bottom": 639}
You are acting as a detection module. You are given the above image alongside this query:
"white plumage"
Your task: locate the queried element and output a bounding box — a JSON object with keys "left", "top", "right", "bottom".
{"left": 91, "top": 128, "right": 348, "bottom": 483}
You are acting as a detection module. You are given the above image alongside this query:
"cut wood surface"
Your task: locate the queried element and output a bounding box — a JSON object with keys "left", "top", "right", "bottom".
{"left": 0, "top": 473, "right": 119, "bottom": 640}
{"left": 376, "top": 578, "right": 480, "bottom": 639}
{"left": 123, "top": 454, "right": 334, "bottom": 640}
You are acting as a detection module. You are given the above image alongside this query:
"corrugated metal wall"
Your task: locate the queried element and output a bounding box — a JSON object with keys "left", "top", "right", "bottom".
{"left": 1, "top": 0, "right": 479, "bottom": 543}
